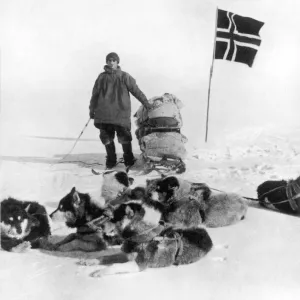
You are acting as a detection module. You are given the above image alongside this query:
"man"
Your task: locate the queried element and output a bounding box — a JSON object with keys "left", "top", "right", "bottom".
{"left": 89, "top": 52, "right": 152, "bottom": 169}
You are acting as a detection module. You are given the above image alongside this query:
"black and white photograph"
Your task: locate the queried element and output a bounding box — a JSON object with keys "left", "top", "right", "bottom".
{"left": 1, "top": 0, "right": 300, "bottom": 299}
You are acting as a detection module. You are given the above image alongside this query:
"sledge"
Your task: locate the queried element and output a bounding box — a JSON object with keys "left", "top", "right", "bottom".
{"left": 141, "top": 154, "right": 186, "bottom": 174}
{"left": 134, "top": 93, "right": 187, "bottom": 174}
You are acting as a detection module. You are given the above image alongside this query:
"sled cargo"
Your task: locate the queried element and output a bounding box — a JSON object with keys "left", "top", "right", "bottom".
{"left": 134, "top": 93, "right": 187, "bottom": 174}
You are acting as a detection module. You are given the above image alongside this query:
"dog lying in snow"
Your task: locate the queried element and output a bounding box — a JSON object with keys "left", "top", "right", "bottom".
{"left": 146, "top": 175, "right": 248, "bottom": 228}
{"left": 257, "top": 177, "right": 300, "bottom": 215}
{"left": 0, "top": 198, "right": 52, "bottom": 252}
{"left": 49, "top": 187, "right": 122, "bottom": 252}
{"left": 49, "top": 171, "right": 136, "bottom": 251}
{"left": 79, "top": 200, "right": 213, "bottom": 277}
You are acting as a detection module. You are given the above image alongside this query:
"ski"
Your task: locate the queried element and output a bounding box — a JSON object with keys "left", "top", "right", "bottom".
{"left": 91, "top": 168, "right": 101, "bottom": 175}
{"left": 91, "top": 157, "right": 133, "bottom": 175}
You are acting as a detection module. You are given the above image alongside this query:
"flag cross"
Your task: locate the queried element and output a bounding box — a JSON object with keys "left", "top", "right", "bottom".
{"left": 205, "top": 8, "right": 264, "bottom": 142}
{"left": 216, "top": 11, "right": 262, "bottom": 63}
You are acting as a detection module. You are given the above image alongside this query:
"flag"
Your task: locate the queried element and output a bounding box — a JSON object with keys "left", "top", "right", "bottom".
{"left": 215, "top": 9, "right": 264, "bottom": 67}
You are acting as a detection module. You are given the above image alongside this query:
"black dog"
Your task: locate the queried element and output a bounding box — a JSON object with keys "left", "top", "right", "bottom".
{"left": 50, "top": 187, "right": 122, "bottom": 252}
{"left": 257, "top": 177, "right": 300, "bottom": 214}
{"left": 79, "top": 200, "right": 213, "bottom": 277}
{"left": 0, "top": 198, "right": 51, "bottom": 252}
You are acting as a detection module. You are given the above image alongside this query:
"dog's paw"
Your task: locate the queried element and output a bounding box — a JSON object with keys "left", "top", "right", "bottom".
{"left": 11, "top": 241, "right": 31, "bottom": 253}
{"left": 78, "top": 259, "right": 100, "bottom": 266}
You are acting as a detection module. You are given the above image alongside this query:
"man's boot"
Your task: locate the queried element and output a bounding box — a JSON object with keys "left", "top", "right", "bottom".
{"left": 105, "top": 142, "right": 117, "bottom": 169}
{"left": 122, "top": 142, "right": 135, "bottom": 167}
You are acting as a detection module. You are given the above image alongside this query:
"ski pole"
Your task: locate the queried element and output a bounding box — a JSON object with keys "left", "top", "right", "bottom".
{"left": 51, "top": 118, "right": 91, "bottom": 166}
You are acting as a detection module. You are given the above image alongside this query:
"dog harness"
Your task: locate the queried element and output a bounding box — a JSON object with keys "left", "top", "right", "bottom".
{"left": 171, "top": 231, "right": 184, "bottom": 264}
{"left": 124, "top": 224, "right": 165, "bottom": 244}
{"left": 258, "top": 180, "right": 300, "bottom": 212}
{"left": 286, "top": 179, "right": 300, "bottom": 211}
{"left": 125, "top": 225, "right": 184, "bottom": 265}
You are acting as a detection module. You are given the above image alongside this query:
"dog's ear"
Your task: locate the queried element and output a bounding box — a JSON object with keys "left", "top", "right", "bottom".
{"left": 72, "top": 191, "right": 81, "bottom": 207}
{"left": 24, "top": 204, "right": 31, "bottom": 213}
{"left": 161, "top": 174, "right": 167, "bottom": 178}
{"left": 70, "top": 187, "right": 81, "bottom": 206}
{"left": 128, "top": 177, "right": 134, "bottom": 185}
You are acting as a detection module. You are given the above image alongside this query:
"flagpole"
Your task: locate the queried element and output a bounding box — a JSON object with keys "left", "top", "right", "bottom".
{"left": 205, "top": 7, "right": 219, "bottom": 143}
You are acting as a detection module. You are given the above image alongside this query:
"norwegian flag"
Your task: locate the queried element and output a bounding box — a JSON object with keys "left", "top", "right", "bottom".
{"left": 215, "top": 9, "right": 264, "bottom": 67}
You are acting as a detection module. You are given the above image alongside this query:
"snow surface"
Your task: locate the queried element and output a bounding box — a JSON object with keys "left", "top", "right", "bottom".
{"left": 1, "top": 126, "right": 300, "bottom": 300}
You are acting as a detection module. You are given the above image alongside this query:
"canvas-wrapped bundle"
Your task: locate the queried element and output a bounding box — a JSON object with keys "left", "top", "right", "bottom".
{"left": 134, "top": 93, "right": 188, "bottom": 162}
{"left": 135, "top": 93, "right": 183, "bottom": 128}
{"left": 140, "top": 132, "right": 187, "bottom": 160}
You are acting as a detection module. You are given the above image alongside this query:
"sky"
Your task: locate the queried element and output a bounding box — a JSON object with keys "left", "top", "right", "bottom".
{"left": 0, "top": 0, "right": 300, "bottom": 150}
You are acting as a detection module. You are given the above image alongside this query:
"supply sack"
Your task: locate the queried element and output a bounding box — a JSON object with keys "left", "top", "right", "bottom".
{"left": 140, "top": 131, "right": 188, "bottom": 160}
{"left": 134, "top": 93, "right": 183, "bottom": 128}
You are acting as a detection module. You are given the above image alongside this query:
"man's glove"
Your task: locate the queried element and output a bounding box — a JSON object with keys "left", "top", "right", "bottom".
{"left": 89, "top": 110, "right": 95, "bottom": 119}
{"left": 144, "top": 102, "right": 153, "bottom": 111}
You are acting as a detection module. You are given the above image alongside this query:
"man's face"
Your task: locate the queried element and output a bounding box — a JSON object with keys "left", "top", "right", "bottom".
{"left": 107, "top": 58, "right": 118, "bottom": 69}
